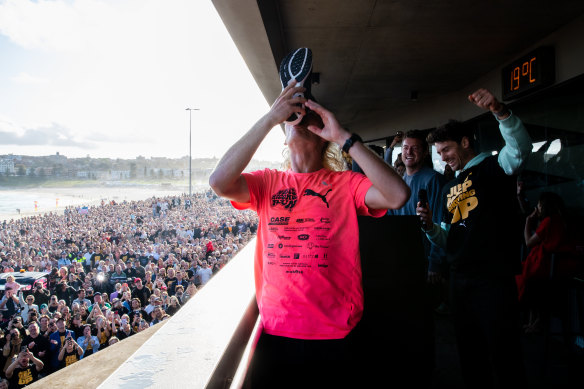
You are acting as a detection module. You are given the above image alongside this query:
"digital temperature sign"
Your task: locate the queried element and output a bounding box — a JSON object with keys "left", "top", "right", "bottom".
{"left": 501, "top": 46, "right": 555, "bottom": 101}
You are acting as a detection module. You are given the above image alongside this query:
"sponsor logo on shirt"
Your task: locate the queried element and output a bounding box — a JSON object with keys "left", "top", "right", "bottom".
{"left": 280, "top": 255, "right": 290, "bottom": 258}
{"left": 307, "top": 243, "right": 330, "bottom": 250}
{"left": 297, "top": 234, "right": 309, "bottom": 240}
{"left": 267, "top": 253, "right": 275, "bottom": 258}
{"left": 294, "top": 253, "right": 300, "bottom": 259}
{"left": 277, "top": 235, "right": 291, "bottom": 240}
{"left": 318, "top": 264, "right": 328, "bottom": 268}
{"left": 271, "top": 188, "right": 298, "bottom": 211}
{"left": 267, "top": 244, "right": 274, "bottom": 248}
{"left": 320, "top": 217, "right": 331, "bottom": 223}
{"left": 302, "top": 254, "right": 319, "bottom": 259}
{"left": 286, "top": 270, "right": 303, "bottom": 274}
{"left": 447, "top": 173, "right": 478, "bottom": 224}
{"left": 269, "top": 217, "right": 290, "bottom": 225}
{"left": 303, "top": 188, "right": 332, "bottom": 208}
{"left": 296, "top": 218, "right": 315, "bottom": 223}
{"left": 284, "top": 226, "right": 306, "bottom": 232}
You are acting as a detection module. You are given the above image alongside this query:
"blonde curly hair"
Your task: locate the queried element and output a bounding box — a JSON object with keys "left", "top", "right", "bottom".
{"left": 280, "top": 110, "right": 347, "bottom": 172}
{"left": 281, "top": 141, "right": 346, "bottom": 171}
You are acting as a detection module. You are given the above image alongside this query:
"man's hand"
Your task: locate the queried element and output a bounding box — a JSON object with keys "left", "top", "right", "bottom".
{"left": 390, "top": 132, "right": 403, "bottom": 148}
{"left": 468, "top": 88, "right": 508, "bottom": 118}
{"left": 416, "top": 201, "right": 434, "bottom": 231}
{"left": 267, "top": 80, "right": 307, "bottom": 127}
{"left": 304, "top": 100, "right": 350, "bottom": 146}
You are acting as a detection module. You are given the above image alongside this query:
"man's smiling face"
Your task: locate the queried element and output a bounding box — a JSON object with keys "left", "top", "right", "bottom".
{"left": 402, "top": 137, "right": 427, "bottom": 172}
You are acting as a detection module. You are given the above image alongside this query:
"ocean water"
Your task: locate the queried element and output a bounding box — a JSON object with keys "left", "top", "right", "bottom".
{"left": 0, "top": 186, "right": 191, "bottom": 220}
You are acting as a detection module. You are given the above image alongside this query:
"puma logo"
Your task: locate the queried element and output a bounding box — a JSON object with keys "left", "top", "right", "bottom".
{"left": 303, "top": 189, "right": 332, "bottom": 208}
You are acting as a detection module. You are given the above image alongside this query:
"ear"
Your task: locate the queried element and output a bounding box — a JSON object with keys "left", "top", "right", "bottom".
{"left": 460, "top": 136, "right": 470, "bottom": 149}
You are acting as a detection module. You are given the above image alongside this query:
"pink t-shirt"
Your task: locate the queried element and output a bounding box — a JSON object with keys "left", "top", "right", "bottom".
{"left": 232, "top": 168, "right": 386, "bottom": 339}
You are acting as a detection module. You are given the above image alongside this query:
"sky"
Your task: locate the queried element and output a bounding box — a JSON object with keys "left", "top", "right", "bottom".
{"left": 0, "top": 0, "right": 284, "bottom": 162}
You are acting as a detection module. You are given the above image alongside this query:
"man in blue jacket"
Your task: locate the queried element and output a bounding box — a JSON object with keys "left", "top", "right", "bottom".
{"left": 48, "top": 317, "right": 75, "bottom": 373}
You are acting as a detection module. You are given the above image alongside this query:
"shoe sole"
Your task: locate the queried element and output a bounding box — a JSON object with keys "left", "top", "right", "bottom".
{"left": 279, "top": 48, "right": 312, "bottom": 125}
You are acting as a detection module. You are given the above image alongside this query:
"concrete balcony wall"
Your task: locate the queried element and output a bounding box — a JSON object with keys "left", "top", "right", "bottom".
{"left": 28, "top": 240, "right": 257, "bottom": 389}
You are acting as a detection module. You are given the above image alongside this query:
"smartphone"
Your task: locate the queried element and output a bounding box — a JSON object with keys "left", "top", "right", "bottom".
{"left": 418, "top": 189, "right": 428, "bottom": 207}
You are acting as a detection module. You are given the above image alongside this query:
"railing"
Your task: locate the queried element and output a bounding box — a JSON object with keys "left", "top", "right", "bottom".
{"left": 26, "top": 239, "right": 259, "bottom": 389}
{"left": 98, "top": 239, "right": 258, "bottom": 388}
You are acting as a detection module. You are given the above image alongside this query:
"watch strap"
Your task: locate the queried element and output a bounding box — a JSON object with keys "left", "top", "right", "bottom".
{"left": 342, "top": 133, "right": 363, "bottom": 153}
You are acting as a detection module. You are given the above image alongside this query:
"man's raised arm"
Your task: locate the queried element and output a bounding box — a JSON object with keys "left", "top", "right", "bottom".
{"left": 209, "top": 81, "right": 307, "bottom": 202}
{"left": 468, "top": 88, "right": 531, "bottom": 175}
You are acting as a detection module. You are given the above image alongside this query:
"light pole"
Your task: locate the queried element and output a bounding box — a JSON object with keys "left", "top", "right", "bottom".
{"left": 186, "top": 108, "right": 199, "bottom": 197}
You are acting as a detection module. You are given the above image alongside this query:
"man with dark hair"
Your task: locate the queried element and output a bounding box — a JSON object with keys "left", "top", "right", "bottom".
{"left": 72, "top": 288, "right": 91, "bottom": 307}
{"left": 129, "top": 298, "right": 149, "bottom": 323}
{"left": 5, "top": 349, "right": 44, "bottom": 388}
{"left": 131, "top": 278, "right": 151, "bottom": 307}
{"left": 0, "top": 287, "right": 20, "bottom": 320}
{"left": 55, "top": 281, "right": 76, "bottom": 306}
{"left": 48, "top": 317, "right": 75, "bottom": 372}
{"left": 31, "top": 282, "right": 50, "bottom": 307}
{"left": 418, "top": 88, "right": 531, "bottom": 388}
{"left": 22, "top": 321, "right": 50, "bottom": 371}
{"left": 387, "top": 129, "right": 448, "bottom": 283}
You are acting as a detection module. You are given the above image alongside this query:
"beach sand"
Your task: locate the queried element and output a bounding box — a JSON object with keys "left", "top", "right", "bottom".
{"left": 0, "top": 183, "right": 207, "bottom": 221}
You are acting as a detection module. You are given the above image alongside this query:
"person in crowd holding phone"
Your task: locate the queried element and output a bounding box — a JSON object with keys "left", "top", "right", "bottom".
{"left": 5, "top": 348, "right": 43, "bottom": 388}
{"left": 48, "top": 317, "right": 75, "bottom": 372}
{"left": 77, "top": 324, "right": 100, "bottom": 358}
{"left": 2, "top": 329, "right": 23, "bottom": 372}
{"left": 57, "top": 333, "right": 83, "bottom": 367}
{"left": 387, "top": 129, "right": 448, "bottom": 284}
{"left": 0, "top": 287, "right": 20, "bottom": 321}
{"left": 417, "top": 88, "right": 531, "bottom": 388}
{"left": 17, "top": 293, "right": 38, "bottom": 325}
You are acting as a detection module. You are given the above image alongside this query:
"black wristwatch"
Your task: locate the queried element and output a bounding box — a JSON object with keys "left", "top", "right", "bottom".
{"left": 342, "top": 133, "right": 362, "bottom": 153}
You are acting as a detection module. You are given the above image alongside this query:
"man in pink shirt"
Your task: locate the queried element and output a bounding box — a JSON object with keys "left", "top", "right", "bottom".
{"left": 210, "top": 78, "right": 409, "bottom": 386}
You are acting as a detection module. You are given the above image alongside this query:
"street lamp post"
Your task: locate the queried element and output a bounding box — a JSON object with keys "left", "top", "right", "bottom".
{"left": 186, "top": 108, "right": 199, "bottom": 197}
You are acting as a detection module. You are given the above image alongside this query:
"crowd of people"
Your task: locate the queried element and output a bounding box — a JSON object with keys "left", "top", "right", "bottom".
{"left": 0, "top": 191, "right": 257, "bottom": 387}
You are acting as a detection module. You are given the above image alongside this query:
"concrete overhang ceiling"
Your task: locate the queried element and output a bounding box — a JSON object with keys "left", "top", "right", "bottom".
{"left": 213, "top": 0, "right": 584, "bottom": 128}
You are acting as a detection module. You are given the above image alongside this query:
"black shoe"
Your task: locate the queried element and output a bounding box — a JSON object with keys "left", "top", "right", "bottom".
{"left": 279, "top": 47, "right": 312, "bottom": 125}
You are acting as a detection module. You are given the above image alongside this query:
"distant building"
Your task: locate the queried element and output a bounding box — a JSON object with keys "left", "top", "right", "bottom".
{"left": 0, "top": 159, "right": 15, "bottom": 174}
{"left": 110, "top": 170, "right": 130, "bottom": 180}
{"left": 34, "top": 166, "right": 53, "bottom": 176}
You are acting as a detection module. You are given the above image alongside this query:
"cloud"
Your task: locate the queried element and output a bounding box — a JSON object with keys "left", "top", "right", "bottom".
{"left": 0, "top": 121, "right": 94, "bottom": 148}
{"left": 0, "top": 0, "right": 88, "bottom": 52}
{"left": 0, "top": 0, "right": 280, "bottom": 161}
{"left": 11, "top": 72, "right": 49, "bottom": 85}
